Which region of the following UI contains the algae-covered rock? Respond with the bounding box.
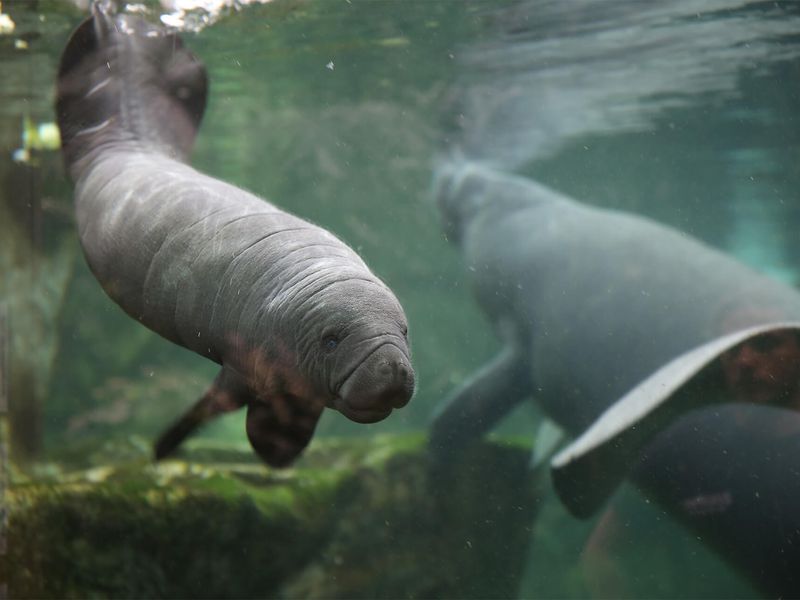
[0,434,538,599]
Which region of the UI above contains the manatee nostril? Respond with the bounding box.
[394,361,415,407]
[378,359,393,377]
[397,361,409,381]
[377,358,413,388]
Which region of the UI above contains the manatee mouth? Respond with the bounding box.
[333,402,394,424]
[333,341,415,424]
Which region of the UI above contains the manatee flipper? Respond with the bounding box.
[551,321,800,518]
[246,396,324,468]
[154,367,248,460]
[429,339,532,464]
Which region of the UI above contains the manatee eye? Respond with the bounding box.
[401,325,409,338]
[322,335,340,352]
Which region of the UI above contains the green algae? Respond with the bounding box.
[0,434,538,599]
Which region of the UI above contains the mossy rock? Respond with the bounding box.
[0,434,538,599]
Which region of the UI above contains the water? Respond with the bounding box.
[1,0,799,597]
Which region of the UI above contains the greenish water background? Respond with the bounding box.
[6,0,799,447]
[2,0,799,597]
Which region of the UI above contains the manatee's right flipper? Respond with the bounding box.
[246,396,325,468]
[551,321,800,519]
[429,342,532,466]
[154,367,247,460]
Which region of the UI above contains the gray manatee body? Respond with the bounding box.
[56,4,414,465]
[430,160,800,515]
[627,402,800,598]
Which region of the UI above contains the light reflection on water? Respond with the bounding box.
[451,0,800,169]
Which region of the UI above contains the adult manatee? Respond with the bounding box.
[429,159,800,516]
[55,3,414,466]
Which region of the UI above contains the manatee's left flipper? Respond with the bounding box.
[154,367,247,460]
[551,321,800,519]
[429,340,532,466]
[246,396,325,468]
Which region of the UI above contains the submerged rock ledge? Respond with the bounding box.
[0,434,537,599]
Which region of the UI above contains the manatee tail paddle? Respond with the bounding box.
[551,322,800,518]
[55,1,207,180]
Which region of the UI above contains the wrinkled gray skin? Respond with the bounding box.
[56,5,414,466]
[429,160,800,514]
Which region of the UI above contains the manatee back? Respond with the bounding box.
[56,3,207,179]
[452,166,800,432]
[525,205,800,431]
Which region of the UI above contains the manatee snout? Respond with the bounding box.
[336,343,415,423]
